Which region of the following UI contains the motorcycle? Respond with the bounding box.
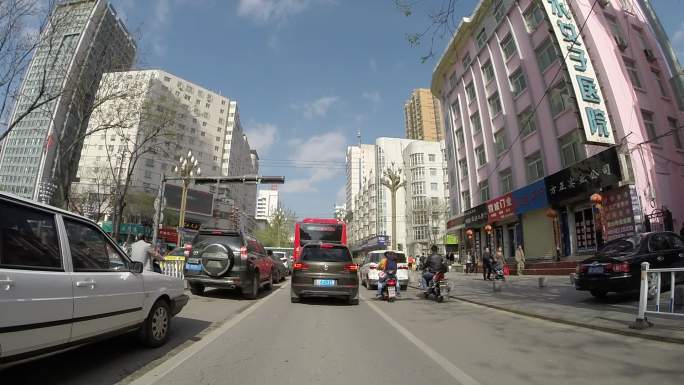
[423,271,450,302]
[381,276,398,302]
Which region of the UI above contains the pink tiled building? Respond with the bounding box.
[432,0,684,259]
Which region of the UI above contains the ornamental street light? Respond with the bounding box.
[174,150,201,246]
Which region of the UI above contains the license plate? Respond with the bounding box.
[588,266,604,274]
[187,258,200,264]
[314,279,336,287]
[388,286,396,297]
[185,263,202,271]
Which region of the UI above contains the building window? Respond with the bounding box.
[144,170,152,179]
[559,131,584,168]
[466,82,476,102]
[459,159,468,177]
[500,169,513,194]
[462,53,472,69]
[652,69,668,97]
[461,191,471,210]
[145,159,154,167]
[509,69,527,96]
[476,145,486,167]
[488,92,502,116]
[526,152,545,183]
[623,57,642,88]
[500,34,517,60]
[493,0,505,22]
[641,110,658,144]
[535,39,559,72]
[455,129,465,147]
[450,98,460,119]
[412,182,425,195]
[476,28,487,48]
[524,2,545,31]
[470,112,482,134]
[479,180,489,202]
[430,168,437,176]
[482,61,495,83]
[668,118,682,149]
[518,108,537,136]
[431,182,438,191]
[494,130,506,156]
[605,13,627,48]
[549,81,572,117]
[428,154,436,162]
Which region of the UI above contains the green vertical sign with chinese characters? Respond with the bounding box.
[541,0,615,145]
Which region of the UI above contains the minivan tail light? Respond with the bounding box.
[240,246,248,260]
[293,262,309,271]
[345,263,358,272]
[398,265,408,270]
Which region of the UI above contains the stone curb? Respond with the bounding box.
[408,284,684,345]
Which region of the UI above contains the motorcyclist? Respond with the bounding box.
[376,251,400,298]
[421,245,443,292]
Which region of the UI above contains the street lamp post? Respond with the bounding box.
[174,150,201,247]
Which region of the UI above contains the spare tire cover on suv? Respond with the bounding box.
[200,243,235,277]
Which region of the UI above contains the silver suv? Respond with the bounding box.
[0,193,188,365]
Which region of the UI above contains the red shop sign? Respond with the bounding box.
[159,227,179,243]
[487,193,515,223]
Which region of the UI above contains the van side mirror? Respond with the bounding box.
[131,261,144,274]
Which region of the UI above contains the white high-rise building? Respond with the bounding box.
[348,138,416,253]
[345,144,375,214]
[0,0,135,203]
[402,140,449,256]
[72,70,258,228]
[255,188,279,222]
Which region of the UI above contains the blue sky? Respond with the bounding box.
[111,0,684,219]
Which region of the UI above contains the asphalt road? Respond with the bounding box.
[4,279,684,385]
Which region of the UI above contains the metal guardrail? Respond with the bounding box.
[631,262,684,329]
[160,256,185,279]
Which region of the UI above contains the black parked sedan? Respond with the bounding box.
[575,231,684,298]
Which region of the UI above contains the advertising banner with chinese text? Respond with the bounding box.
[603,185,639,241]
[545,147,621,204]
[487,193,515,222]
[541,0,615,145]
[464,204,488,227]
[512,179,548,214]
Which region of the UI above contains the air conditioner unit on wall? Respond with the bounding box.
[615,35,628,51]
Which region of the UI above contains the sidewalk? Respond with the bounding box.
[410,271,684,344]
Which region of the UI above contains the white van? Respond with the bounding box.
[359,250,409,290]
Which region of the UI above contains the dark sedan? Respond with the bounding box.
[575,231,684,298]
[290,243,359,305]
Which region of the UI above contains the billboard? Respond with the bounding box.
[164,184,214,216]
[541,0,615,145]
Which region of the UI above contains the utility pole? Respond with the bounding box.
[381,163,405,250]
[152,173,166,247]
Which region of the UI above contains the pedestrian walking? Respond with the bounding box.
[465,252,473,275]
[482,247,493,281]
[515,245,526,276]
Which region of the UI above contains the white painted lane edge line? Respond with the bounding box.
[361,294,482,385]
[126,282,288,385]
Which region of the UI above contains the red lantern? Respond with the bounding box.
[484,224,493,233]
[590,193,602,204]
[545,208,558,219]
[466,229,474,239]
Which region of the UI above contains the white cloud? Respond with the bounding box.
[149,0,171,56]
[237,0,331,23]
[362,91,381,104]
[280,132,347,193]
[292,96,339,119]
[336,184,346,204]
[245,122,278,154]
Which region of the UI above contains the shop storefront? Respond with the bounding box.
[511,179,554,259]
[446,215,465,257]
[463,204,488,259]
[486,193,519,259]
[544,147,623,256]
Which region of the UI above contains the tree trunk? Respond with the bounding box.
[391,190,397,250]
